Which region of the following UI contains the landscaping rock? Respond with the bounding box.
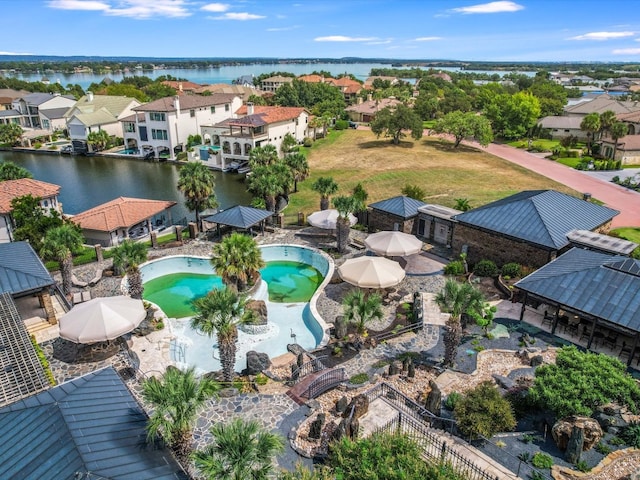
[529,354,544,367]
[565,425,584,464]
[552,416,603,451]
[287,343,305,356]
[335,396,348,414]
[245,351,271,375]
[425,379,442,415]
[334,316,348,339]
[344,394,369,420]
[492,374,515,390]
[388,363,400,376]
[309,413,326,440]
[246,300,268,324]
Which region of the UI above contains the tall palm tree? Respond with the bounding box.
[247,164,293,213]
[0,161,32,181]
[191,286,250,383]
[342,289,383,340]
[599,110,617,139]
[192,418,284,480]
[333,195,362,253]
[284,152,309,193]
[177,161,218,229]
[610,121,629,161]
[580,112,601,156]
[40,224,84,295]
[142,366,219,461]
[112,239,148,299]
[249,144,279,168]
[311,176,338,211]
[436,279,485,368]
[211,232,265,292]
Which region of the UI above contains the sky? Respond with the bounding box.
[3,0,640,62]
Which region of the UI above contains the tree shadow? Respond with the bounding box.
[426,139,481,155]
[358,139,415,150]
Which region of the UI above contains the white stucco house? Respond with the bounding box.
[198,104,310,171]
[64,92,141,154]
[11,93,76,130]
[121,93,242,160]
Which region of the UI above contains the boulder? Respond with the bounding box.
[245,351,271,375]
[245,300,268,325]
[388,363,400,376]
[425,379,442,415]
[309,413,326,440]
[492,374,515,390]
[530,355,544,367]
[335,396,348,414]
[344,394,369,420]
[334,316,348,339]
[565,425,584,464]
[288,343,305,356]
[552,416,603,451]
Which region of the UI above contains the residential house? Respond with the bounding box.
[11,92,75,129]
[451,190,619,268]
[260,75,294,93]
[123,93,242,160]
[326,77,363,104]
[563,94,640,118]
[537,115,587,140]
[161,79,202,95]
[199,103,309,171]
[70,196,176,247]
[0,178,62,243]
[298,74,326,84]
[234,74,255,87]
[65,92,141,154]
[195,83,263,102]
[367,195,427,234]
[598,110,640,164]
[0,89,28,111]
[363,75,399,90]
[345,97,402,123]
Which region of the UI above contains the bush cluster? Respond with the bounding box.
[334,120,349,130]
[443,260,465,276]
[501,262,522,278]
[454,381,516,439]
[576,159,621,171]
[473,259,498,277]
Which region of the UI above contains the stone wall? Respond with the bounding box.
[452,223,555,268]
[368,210,416,234]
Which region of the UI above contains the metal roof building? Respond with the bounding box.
[367,196,427,235]
[0,242,55,296]
[204,205,273,236]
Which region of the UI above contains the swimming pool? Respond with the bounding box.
[115,148,140,155]
[139,244,334,374]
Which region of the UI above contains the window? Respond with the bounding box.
[225,104,230,112]
[149,112,166,121]
[124,122,136,133]
[152,129,168,140]
[42,119,50,129]
[210,106,215,114]
[190,109,195,118]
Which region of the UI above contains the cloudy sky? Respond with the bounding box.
[3,0,640,61]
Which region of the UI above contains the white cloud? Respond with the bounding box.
[612,48,640,55]
[211,12,265,20]
[266,25,299,32]
[366,39,393,45]
[452,1,523,14]
[47,0,109,11]
[569,31,635,41]
[0,51,34,55]
[314,35,377,42]
[201,3,229,12]
[414,36,442,41]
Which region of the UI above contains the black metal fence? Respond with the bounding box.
[290,355,328,384]
[302,368,346,399]
[373,321,423,342]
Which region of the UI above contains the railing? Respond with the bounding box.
[51,284,72,312]
[373,321,423,342]
[302,368,346,399]
[290,355,328,384]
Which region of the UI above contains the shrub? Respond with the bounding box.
[303,137,313,147]
[473,259,498,277]
[255,373,268,386]
[595,442,612,455]
[621,422,640,448]
[349,373,369,384]
[454,381,516,439]
[34,142,42,149]
[501,262,522,278]
[609,436,625,446]
[444,392,461,411]
[31,336,55,386]
[531,452,553,469]
[334,120,349,130]
[575,460,591,472]
[444,260,465,276]
[176,151,188,161]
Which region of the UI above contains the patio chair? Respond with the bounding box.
[541,310,554,329]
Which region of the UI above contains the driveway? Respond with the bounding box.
[582,168,640,183]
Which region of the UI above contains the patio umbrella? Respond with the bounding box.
[365,231,423,257]
[58,296,146,344]
[338,256,406,289]
[307,209,357,230]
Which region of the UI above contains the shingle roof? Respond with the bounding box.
[0,178,60,214]
[515,248,640,331]
[134,93,238,112]
[66,94,139,120]
[345,98,402,115]
[453,190,619,250]
[38,106,71,120]
[368,195,426,219]
[71,197,176,232]
[600,134,640,151]
[538,115,583,129]
[564,95,640,115]
[0,366,188,480]
[204,205,272,229]
[0,242,54,295]
[20,92,63,106]
[0,109,21,118]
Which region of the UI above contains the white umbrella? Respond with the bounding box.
[59,296,146,344]
[307,209,357,230]
[365,231,423,257]
[338,256,406,289]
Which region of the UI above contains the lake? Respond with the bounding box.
[0,150,252,222]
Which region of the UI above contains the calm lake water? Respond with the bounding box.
[0,150,252,222]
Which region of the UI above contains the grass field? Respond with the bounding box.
[283,129,576,224]
[611,227,640,243]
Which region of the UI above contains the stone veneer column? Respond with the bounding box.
[39,291,57,324]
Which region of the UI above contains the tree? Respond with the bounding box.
[142,366,219,460]
[342,289,383,339]
[278,463,334,480]
[192,418,284,480]
[177,161,217,228]
[401,184,426,202]
[352,183,368,204]
[280,132,298,155]
[247,94,267,106]
[528,79,568,117]
[311,176,338,211]
[0,123,23,145]
[483,92,541,139]
[610,121,629,160]
[10,194,64,251]
[0,161,32,180]
[433,111,494,148]
[112,239,148,299]
[454,381,516,439]
[211,232,264,292]
[580,113,601,155]
[599,110,617,138]
[283,152,309,193]
[191,286,250,383]
[435,279,485,368]
[87,129,110,151]
[249,144,279,168]
[454,198,471,211]
[332,195,362,253]
[370,103,423,145]
[247,163,293,213]
[40,224,84,295]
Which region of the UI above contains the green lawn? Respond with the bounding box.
[507,138,561,151]
[611,227,640,243]
[555,157,582,168]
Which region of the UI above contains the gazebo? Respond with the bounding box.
[203,205,273,237]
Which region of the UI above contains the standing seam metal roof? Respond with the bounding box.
[368,196,427,219]
[0,242,54,295]
[204,205,272,229]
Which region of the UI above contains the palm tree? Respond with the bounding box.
[435,279,485,368]
[610,121,629,161]
[333,195,361,253]
[247,164,292,213]
[211,232,265,292]
[311,176,338,211]
[580,112,601,156]
[249,144,279,168]
[352,183,368,204]
[0,161,32,180]
[40,224,84,295]
[284,152,309,193]
[112,239,148,299]
[599,110,617,139]
[192,418,284,480]
[191,286,250,383]
[87,129,110,152]
[342,289,383,340]
[454,198,471,212]
[177,161,218,229]
[142,366,219,461]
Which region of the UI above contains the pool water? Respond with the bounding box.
[116,148,140,155]
[143,272,224,318]
[261,261,323,303]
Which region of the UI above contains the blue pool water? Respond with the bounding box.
[115,148,140,155]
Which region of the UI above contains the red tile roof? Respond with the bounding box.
[327,77,361,88]
[0,179,60,214]
[298,74,327,83]
[161,80,202,92]
[234,105,306,124]
[71,197,176,232]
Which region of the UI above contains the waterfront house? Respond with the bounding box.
[70,196,176,247]
[199,103,309,171]
[0,178,62,243]
[194,83,263,102]
[11,92,75,130]
[64,92,141,154]
[160,79,202,95]
[345,96,402,123]
[326,77,363,104]
[537,115,587,141]
[124,93,242,160]
[260,75,294,93]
